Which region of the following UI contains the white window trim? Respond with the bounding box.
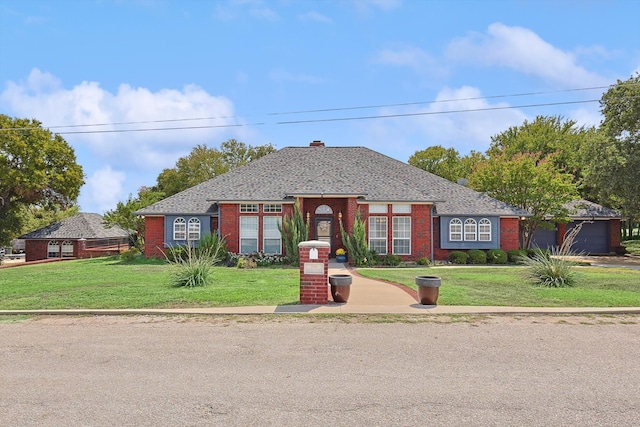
[479,218,492,241]
[263,216,282,254]
[368,216,388,255]
[368,204,388,214]
[61,241,74,258]
[240,216,259,253]
[188,218,201,241]
[263,204,282,213]
[392,204,411,214]
[464,218,477,241]
[240,204,259,213]
[449,218,462,241]
[173,217,187,240]
[47,241,60,258]
[392,216,411,255]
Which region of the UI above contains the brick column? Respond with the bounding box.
[298,240,330,304]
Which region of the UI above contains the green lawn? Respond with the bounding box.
[0,257,300,309]
[357,266,640,307]
[1,257,639,309]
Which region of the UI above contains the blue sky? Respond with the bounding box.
[1,0,639,214]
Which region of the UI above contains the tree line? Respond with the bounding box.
[1,73,638,248]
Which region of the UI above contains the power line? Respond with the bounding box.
[0,98,602,135]
[3,83,638,134]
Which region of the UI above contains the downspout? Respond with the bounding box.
[430,205,435,263]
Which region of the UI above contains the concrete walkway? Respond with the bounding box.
[2,260,640,317]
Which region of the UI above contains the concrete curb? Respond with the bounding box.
[2,306,640,316]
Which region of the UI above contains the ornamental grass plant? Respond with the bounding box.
[519,223,584,288]
[164,234,228,288]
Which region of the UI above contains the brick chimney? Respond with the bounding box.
[310,140,325,147]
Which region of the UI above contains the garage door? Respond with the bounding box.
[532,227,557,250]
[567,221,610,254]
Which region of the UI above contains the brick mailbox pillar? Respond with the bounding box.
[298,240,330,304]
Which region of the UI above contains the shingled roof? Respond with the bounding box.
[20,213,130,240]
[136,145,528,217]
[565,199,622,219]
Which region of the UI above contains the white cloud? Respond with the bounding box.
[373,46,445,77]
[0,68,237,171]
[82,166,126,214]
[446,23,610,88]
[353,0,402,13]
[362,86,528,158]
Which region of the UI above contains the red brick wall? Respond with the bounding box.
[500,217,520,252]
[610,219,621,249]
[144,216,165,258]
[220,204,240,253]
[25,240,48,262]
[411,205,432,261]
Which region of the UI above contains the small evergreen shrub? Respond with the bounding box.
[449,251,468,264]
[416,257,430,266]
[486,249,507,264]
[507,249,527,263]
[120,247,141,262]
[468,249,487,264]
[364,250,380,266]
[382,254,402,266]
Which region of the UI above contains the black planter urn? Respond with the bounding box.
[415,275,441,305]
[329,274,352,303]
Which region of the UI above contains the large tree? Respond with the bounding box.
[408,145,485,183]
[155,140,276,197]
[488,115,587,183]
[583,73,640,237]
[0,115,84,245]
[469,152,578,249]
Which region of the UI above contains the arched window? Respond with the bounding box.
[449,218,462,241]
[464,218,477,241]
[173,217,186,240]
[188,218,201,241]
[315,204,333,215]
[47,241,60,258]
[61,241,74,257]
[479,218,492,241]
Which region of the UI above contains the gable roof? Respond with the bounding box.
[565,199,622,219]
[20,213,130,240]
[136,145,529,217]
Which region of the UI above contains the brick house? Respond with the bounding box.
[136,141,530,261]
[20,213,130,262]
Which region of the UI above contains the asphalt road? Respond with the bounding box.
[1,314,639,427]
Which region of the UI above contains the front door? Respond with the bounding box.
[315,218,333,253]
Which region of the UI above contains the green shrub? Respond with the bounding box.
[468,249,487,264]
[120,247,141,262]
[507,249,527,263]
[382,254,402,266]
[449,251,468,264]
[416,257,431,266]
[487,249,507,264]
[364,250,380,266]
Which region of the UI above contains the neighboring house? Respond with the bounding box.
[137,141,529,261]
[531,199,622,254]
[19,213,130,262]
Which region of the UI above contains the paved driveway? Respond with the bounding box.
[1,315,639,426]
